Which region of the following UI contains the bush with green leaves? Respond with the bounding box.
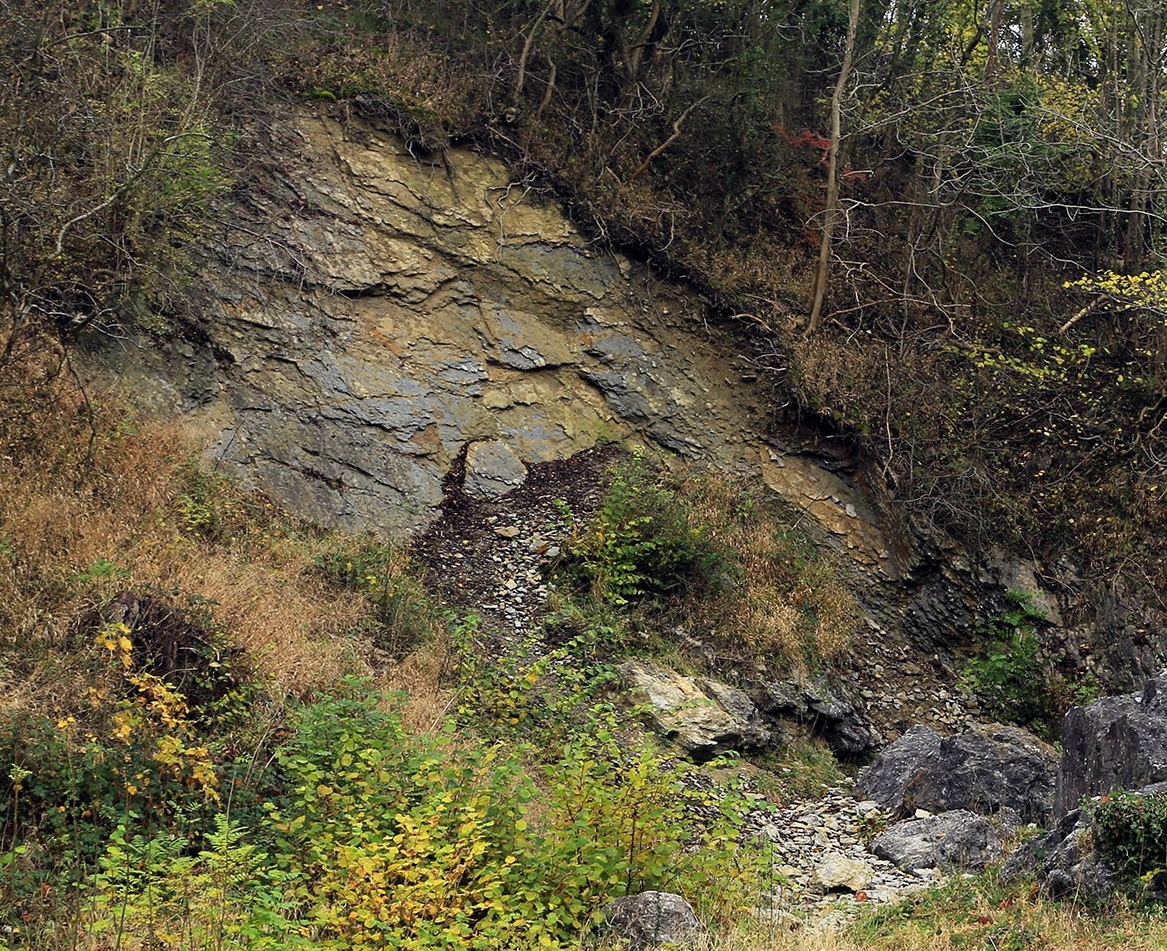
[451,614,620,752]
[553,453,723,607]
[0,669,224,940]
[84,815,306,950]
[263,682,760,949]
[961,589,1062,739]
[1093,790,1167,899]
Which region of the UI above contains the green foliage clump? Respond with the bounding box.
[264,684,759,949]
[961,590,1052,730]
[554,454,723,607]
[85,815,307,950]
[961,589,1100,742]
[0,643,224,934]
[174,464,262,543]
[1094,790,1167,899]
[451,614,620,752]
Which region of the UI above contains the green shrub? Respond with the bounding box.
[0,668,224,938]
[263,683,759,949]
[961,589,1061,739]
[1094,790,1167,898]
[451,615,621,752]
[553,453,723,607]
[85,815,306,950]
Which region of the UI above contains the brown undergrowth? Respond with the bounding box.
[673,468,859,676]
[0,359,383,721]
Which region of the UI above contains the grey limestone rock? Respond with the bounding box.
[601,891,701,950]
[1056,672,1167,817]
[463,440,527,500]
[749,674,878,758]
[619,660,770,761]
[856,723,1057,824]
[872,809,1003,871]
[1002,807,1115,900]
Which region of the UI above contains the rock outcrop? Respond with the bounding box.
[101,106,901,580]
[855,723,1057,824]
[872,810,1003,872]
[618,661,770,760]
[748,675,878,758]
[1002,806,1115,900]
[1056,672,1167,816]
[601,891,701,950]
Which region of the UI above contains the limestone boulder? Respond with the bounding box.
[855,723,1057,824]
[601,891,701,950]
[872,810,1003,871]
[463,439,527,499]
[1056,672,1167,817]
[619,660,770,761]
[1002,806,1115,900]
[813,853,873,892]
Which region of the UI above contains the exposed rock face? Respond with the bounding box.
[1056,672,1167,817]
[748,675,878,758]
[855,723,1057,824]
[618,660,770,760]
[852,725,941,814]
[872,810,1003,872]
[462,439,527,500]
[82,104,1167,715]
[601,891,701,950]
[97,107,892,566]
[1002,807,1115,900]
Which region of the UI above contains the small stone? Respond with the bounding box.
[814,854,874,892]
[494,526,520,539]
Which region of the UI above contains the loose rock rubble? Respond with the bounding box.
[839,632,984,740]
[412,445,619,639]
[744,788,939,922]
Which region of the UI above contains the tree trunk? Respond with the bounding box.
[807,0,860,335]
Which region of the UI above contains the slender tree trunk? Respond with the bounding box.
[807,0,860,335]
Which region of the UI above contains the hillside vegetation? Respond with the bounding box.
[8,0,1167,577]
[7,0,1167,948]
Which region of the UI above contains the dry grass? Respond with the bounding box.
[0,368,388,719]
[677,470,859,675]
[677,880,1167,951]
[377,639,457,734]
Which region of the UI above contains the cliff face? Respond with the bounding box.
[95,105,1167,695]
[110,107,896,568]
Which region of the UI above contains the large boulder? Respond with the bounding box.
[601,891,701,950]
[855,723,1057,824]
[1056,672,1167,817]
[619,661,770,760]
[872,810,1003,871]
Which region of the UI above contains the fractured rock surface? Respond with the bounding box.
[1056,672,1167,816]
[855,723,1057,824]
[872,810,1003,871]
